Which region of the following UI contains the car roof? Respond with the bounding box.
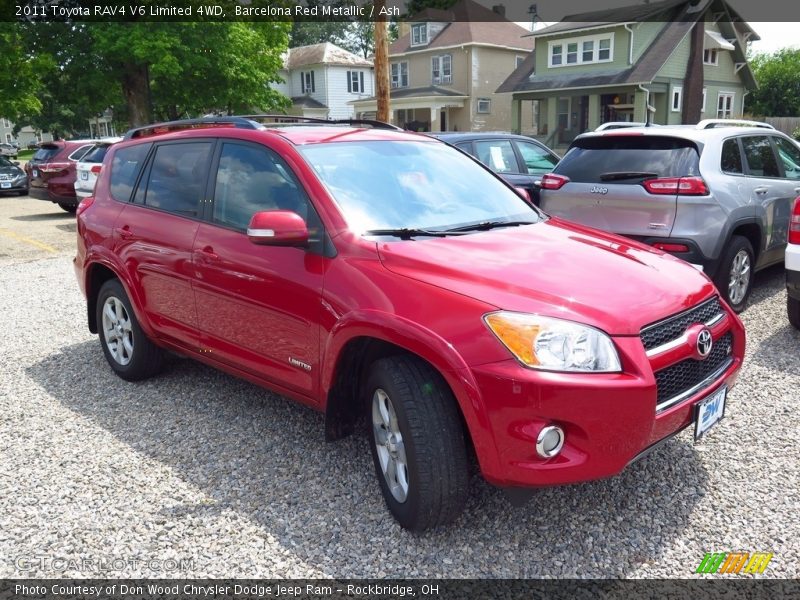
[431,132,537,142]
[574,124,790,145]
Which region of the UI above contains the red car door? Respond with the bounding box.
[191,141,326,398]
[113,140,214,349]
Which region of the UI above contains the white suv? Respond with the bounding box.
[74,138,121,199]
[788,197,800,328]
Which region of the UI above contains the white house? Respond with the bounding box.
[0,119,53,146]
[274,43,375,120]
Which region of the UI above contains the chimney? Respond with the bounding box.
[492,4,505,17]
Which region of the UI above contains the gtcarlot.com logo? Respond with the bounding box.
[696,551,773,574]
[15,556,196,573]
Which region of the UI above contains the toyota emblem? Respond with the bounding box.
[696,329,713,358]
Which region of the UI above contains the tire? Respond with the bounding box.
[789,296,800,330]
[96,279,163,381]
[364,355,469,531]
[58,202,76,213]
[18,190,27,196]
[713,235,754,313]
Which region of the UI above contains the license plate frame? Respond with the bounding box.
[1,182,10,189]
[80,171,88,180]
[694,385,727,440]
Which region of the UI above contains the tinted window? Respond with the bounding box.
[720,138,743,174]
[81,144,112,164]
[110,143,151,202]
[143,142,212,217]
[68,145,94,161]
[555,136,700,184]
[516,141,559,175]
[454,142,473,154]
[213,142,309,230]
[773,136,800,180]
[32,145,61,162]
[474,140,519,174]
[741,136,779,178]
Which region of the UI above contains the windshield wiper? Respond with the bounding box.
[599,171,659,181]
[363,228,461,239]
[442,220,537,233]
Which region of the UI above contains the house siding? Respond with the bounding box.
[655,31,691,80]
[326,65,375,119]
[701,22,742,84]
[632,21,667,63]
[469,47,526,131]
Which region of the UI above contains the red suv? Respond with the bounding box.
[27,140,95,212]
[74,116,745,530]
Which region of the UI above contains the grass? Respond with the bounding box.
[16,150,34,161]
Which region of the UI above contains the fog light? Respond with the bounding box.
[536,425,564,458]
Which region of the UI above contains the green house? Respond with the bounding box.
[497,0,759,151]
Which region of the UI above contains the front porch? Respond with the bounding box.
[351,86,469,132]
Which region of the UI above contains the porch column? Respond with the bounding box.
[634,89,648,123]
[546,97,557,140]
[588,94,600,131]
[430,107,439,132]
[511,97,522,134]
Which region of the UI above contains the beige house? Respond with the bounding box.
[351,0,534,132]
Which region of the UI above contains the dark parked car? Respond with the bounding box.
[0,156,28,195]
[431,132,559,204]
[26,140,95,212]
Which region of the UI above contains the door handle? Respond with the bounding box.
[195,246,220,262]
[115,226,134,239]
[753,186,769,195]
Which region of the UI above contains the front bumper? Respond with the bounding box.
[466,313,744,488]
[0,180,28,193]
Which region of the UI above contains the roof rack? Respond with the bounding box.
[696,119,775,130]
[123,114,401,140]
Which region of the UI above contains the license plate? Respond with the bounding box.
[80,171,88,180]
[1,182,10,189]
[32,169,38,178]
[695,385,726,440]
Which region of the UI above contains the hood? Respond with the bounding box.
[377,217,716,336]
[0,164,24,177]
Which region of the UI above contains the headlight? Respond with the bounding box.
[484,311,621,373]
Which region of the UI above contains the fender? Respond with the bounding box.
[717,214,763,260]
[321,308,503,478]
[83,246,158,340]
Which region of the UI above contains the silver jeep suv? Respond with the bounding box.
[539,120,800,312]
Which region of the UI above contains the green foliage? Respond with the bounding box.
[0,23,48,119]
[404,0,458,18]
[748,48,800,117]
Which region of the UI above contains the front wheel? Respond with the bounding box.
[96,279,163,381]
[365,355,469,531]
[714,236,754,313]
[58,202,76,213]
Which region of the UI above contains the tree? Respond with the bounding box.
[747,48,800,117]
[0,23,48,119]
[404,0,458,17]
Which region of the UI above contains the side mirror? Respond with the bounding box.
[247,210,309,247]
[514,187,532,203]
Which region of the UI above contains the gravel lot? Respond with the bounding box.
[0,194,798,578]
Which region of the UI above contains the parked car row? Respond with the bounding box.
[74,115,746,531]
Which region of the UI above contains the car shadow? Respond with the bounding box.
[11,211,74,221]
[26,341,710,578]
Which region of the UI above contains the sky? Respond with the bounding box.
[748,23,800,55]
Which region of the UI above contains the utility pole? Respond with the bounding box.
[374,0,390,123]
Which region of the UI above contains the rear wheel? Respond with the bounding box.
[789,296,800,330]
[58,202,76,213]
[714,235,754,313]
[96,279,163,381]
[364,355,469,531]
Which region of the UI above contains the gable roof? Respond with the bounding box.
[390,0,535,54]
[285,43,371,70]
[497,0,757,94]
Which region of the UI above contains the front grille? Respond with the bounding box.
[641,297,723,351]
[0,174,10,181]
[655,332,733,409]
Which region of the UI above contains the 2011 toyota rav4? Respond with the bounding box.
[74,116,745,531]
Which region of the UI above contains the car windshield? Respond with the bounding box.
[300,140,540,232]
[32,145,61,162]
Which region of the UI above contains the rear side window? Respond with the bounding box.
[474,140,519,174]
[773,136,800,180]
[516,141,559,175]
[555,136,700,184]
[68,145,94,161]
[720,138,743,174]
[741,136,779,178]
[81,145,112,164]
[32,145,61,162]
[110,143,151,202]
[142,142,213,217]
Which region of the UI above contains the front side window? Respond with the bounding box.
[300,141,540,233]
[774,136,800,180]
[142,142,213,217]
[391,62,408,88]
[110,143,152,202]
[741,136,780,178]
[212,142,309,231]
[720,138,743,174]
[516,141,559,175]
[474,140,519,174]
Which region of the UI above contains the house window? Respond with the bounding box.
[702,88,707,113]
[2,119,9,128]
[431,55,452,85]
[477,98,491,114]
[549,34,614,67]
[516,55,525,68]
[671,86,683,112]
[411,24,428,46]
[391,62,408,88]
[301,71,315,94]
[5,133,11,143]
[347,71,365,93]
[703,48,719,65]
[717,92,735,118]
